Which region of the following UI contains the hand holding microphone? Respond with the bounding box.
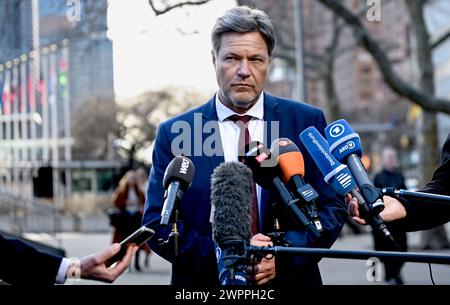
[299,126,398,248]
[348,195,407,224]
[247,233,275,285]
[325,119,384,214]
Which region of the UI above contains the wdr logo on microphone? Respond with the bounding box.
[328,123,345,138]
[179,158,190,174]
[336,171,352,189]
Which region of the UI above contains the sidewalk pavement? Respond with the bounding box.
[24,228,450,285]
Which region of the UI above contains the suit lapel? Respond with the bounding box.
[260,93,280,231]
[202,96,225,171]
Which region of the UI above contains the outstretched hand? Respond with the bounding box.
[79,243,138,283]
[347,194,407,224]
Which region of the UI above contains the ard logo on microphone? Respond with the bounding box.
[179,158,190,174]
[329,123,345,138]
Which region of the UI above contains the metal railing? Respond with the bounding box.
[0,189,63,237]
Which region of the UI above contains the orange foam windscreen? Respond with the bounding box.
[277,151,305,183]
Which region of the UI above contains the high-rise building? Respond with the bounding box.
[0,0,115,198]
[0,0,33,62]
[38,0,114,110]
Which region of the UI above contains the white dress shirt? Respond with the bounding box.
[215,93,265,228]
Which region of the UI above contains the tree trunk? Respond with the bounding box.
[322,14,343,122]
[404,0,449,250]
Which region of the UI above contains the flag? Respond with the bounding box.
[11,65,18,114]
[28,75,36,111]
[37,65,46,107]
[20,62,27,113]
[2,68,11,115]
[48,52,57,106]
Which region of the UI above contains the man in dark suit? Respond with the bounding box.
[349,132,450,231]
[143,6,347,287]
[372,148,408,285]
[0,234,137,285]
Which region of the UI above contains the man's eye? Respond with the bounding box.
[251,58,263,63]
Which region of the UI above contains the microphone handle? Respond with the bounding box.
[160,181,182,225]
[349,189,371,216]
[381,188,450,205]
[349,189,399,250]
[290,176,323,232]
[347,154,384,213]
[272,177,321,238]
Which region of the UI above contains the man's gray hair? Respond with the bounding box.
[211,6,276,56]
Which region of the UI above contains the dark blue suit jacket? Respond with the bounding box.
[0,234,62,285]
[143,93,347,286]
[394,132,450,232]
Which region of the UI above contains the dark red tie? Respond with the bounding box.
[229,115,259,235]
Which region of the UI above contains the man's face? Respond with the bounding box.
[212,31,271,114]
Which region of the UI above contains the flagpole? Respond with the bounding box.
[20,55,28,152]
[4,62,12,191]
[62,39,72,200]
[29,53,38,165]
[12,59,21,193]
[31,0,40,166]
[20,55,30,196]
[49,45,59,201]
[42,49,49,164]
[62,40,71,162]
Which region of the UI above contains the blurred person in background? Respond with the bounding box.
[135,166,152,268]
[372,147,408,285]
[111,170,146,271]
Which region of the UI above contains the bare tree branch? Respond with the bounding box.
[431,28,450,49]
[322,13,343,121]
[148,0,211,16]
[315,0,450,114]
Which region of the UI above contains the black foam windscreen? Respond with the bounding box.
[211,162,253,245]
[239,141,279,189]
[162,156,195,190]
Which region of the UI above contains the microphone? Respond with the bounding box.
[240,141,321,239]
[299,127,398,247]
[211,161,253,285]
[270,138,323,234]
[325,119,384,214]
[160,156,195,226]
[381,187,450,205]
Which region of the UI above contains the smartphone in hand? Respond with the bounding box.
[105,226,155,267]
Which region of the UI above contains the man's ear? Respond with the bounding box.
[211,49,216,66]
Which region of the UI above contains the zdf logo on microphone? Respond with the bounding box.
[329,124,345,138]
